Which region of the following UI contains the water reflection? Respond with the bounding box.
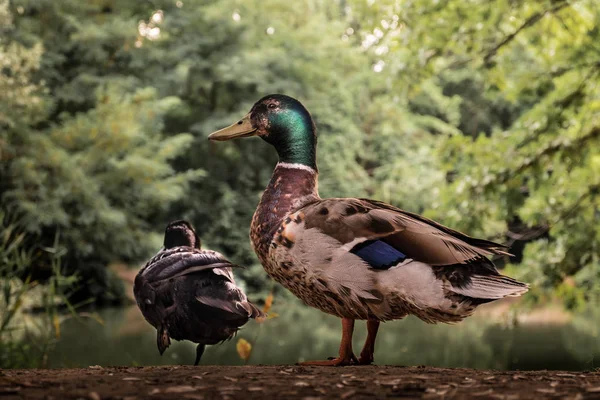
[30,298,600,370]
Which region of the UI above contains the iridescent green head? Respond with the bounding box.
[208,94,317,170]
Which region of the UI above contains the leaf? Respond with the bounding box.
[263,292,273,314]
[53,314,60,339]
[236,338,252,362]
[79,312,105,326]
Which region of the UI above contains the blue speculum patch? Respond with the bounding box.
[350,239,407,269]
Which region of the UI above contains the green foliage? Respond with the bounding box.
[2,0,600,307]
[351,0,600,304]
[0,209,79,368]
[0,0,47,131]
[7,86,201,263]
[1,0,202,302]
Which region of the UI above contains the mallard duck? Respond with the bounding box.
[134,220,264,365]
[208,94,529,366]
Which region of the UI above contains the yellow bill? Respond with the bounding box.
[208,113,257,141]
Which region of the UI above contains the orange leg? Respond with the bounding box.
[299,318,357,366]
[358,320,380,365]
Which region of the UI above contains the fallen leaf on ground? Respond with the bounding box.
[376,379,402,387]
[165,386,196,393]
[236,338,252,361]
[472,389,493,397]
[183,395,204,400]
[219,385,241,391]
[88,391,101,400]
[536,388,555,394]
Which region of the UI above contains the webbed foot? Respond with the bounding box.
[357,352,374,365]
[299,352,358,366]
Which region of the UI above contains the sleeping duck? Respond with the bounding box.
[134,220,263,365]
[208,94,529,366]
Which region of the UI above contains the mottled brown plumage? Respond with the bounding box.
[250,165,318,264]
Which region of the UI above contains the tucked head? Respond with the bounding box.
[164,220,200,249]
[208,94,317,169]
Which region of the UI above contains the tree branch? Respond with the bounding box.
[477,126,600,190]
[483,1,571,64]
[504,182,598,246]
[512,127,599,180]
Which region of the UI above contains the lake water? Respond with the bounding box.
[16,297,600,370]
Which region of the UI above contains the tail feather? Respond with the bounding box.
[240,300,266,319]
[451,274,529,300]
[195,296,266,320]
[156,325,171,355]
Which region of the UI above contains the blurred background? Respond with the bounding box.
[1,0,600,369]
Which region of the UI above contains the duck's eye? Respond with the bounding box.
[268,103,276,109]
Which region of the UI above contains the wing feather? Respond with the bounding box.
[301,198,510,269]
[140,247,242,283]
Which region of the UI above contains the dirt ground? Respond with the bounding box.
[2,365,600,399]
